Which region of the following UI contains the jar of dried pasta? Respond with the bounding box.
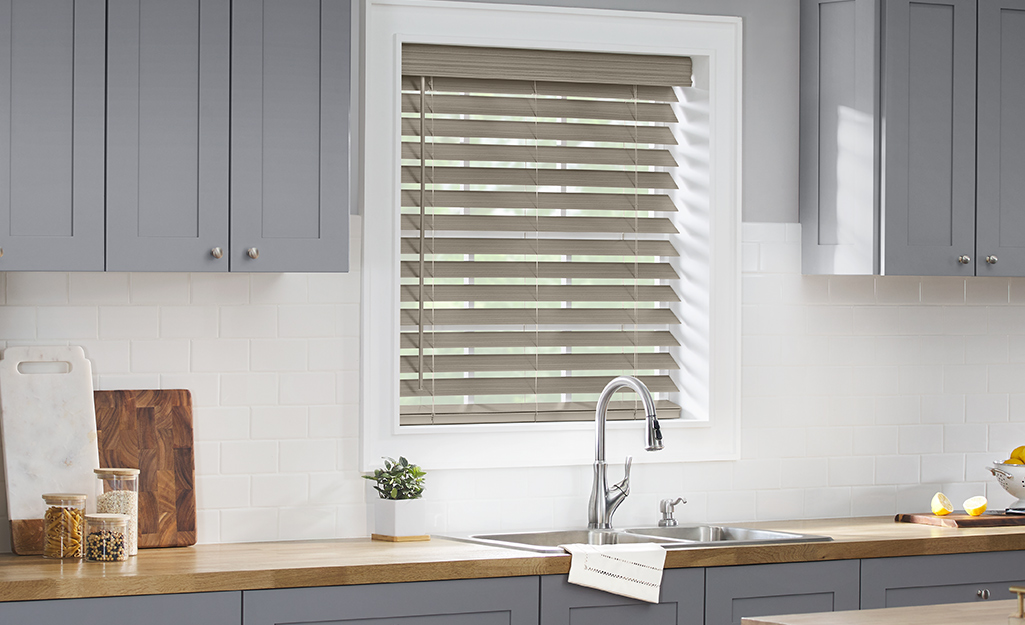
[41,493,86,559]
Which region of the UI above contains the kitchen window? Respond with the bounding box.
[363,0,741,469]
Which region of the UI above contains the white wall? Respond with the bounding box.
[0,220,1021,550]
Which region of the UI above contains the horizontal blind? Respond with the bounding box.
[401,44,690,426]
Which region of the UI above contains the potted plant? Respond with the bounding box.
[364,456,428,541]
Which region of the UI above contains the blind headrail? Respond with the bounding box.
[402,44,693,87]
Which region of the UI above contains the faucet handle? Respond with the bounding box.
[623,455,633,481]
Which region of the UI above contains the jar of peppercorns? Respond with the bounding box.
[41,493,86,559]
[84,513,129,562]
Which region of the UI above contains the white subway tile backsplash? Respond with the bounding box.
[4,221,1025,549]
[100,306,160,339]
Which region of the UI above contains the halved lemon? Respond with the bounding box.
[1005,458,1025,465]
[1013,446,1025,462]
[963,496,988,517]
[931,492,953,516]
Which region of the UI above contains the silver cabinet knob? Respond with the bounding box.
[977,589,991,600]
[211,247,223,259]
[247,247,259,259]
[958,255,971,265]
[986,255,998,265]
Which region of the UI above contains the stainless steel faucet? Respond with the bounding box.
[587,376,664,530]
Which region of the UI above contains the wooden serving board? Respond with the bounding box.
[895,511,1025,528]
[94,389,196,548]
[0,346,100,555]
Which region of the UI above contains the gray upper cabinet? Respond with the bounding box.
[0,0,105,271]
[106,0,231,272]
[801,0,1019,276]
[231,0,350,273]
[975,0,1025,275]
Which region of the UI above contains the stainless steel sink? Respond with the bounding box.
[460,529,682,554]
[456,525,831,553]
[623,525,833,547]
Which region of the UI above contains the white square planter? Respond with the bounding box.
[372,498,428,541]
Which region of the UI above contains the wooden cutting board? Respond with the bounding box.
[94,389,196,548]
[0,346,100,555]
[895,512,1025,527]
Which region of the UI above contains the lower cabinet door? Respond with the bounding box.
[861,552,1025,609]
[539,568,704,625]
[705,560,860,625]
[242,576,539,625]
[0,591,240,624]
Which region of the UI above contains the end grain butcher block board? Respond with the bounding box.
[0,346,101,555]
[94,389,196,548]
[895,512,1025,528]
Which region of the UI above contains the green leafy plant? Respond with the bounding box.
[363,456,426,500]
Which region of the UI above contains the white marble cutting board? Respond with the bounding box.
[0,346,100,521]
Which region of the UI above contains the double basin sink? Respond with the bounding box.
[459,525,832,554]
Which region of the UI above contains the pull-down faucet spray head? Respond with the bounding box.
[645,413,663,452]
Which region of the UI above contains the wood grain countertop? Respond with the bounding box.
[742,599,1018,624]
[4,516,1025,603]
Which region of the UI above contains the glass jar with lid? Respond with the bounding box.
[94,468,140,556]
[41,493,86,559]
[84,513,129,562]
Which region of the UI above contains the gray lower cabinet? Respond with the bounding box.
[539,569,704,625]
[106,0,231,272]
[0,0,105,271]
[0,591,241,624]
[230,0,350,273]
[704,560,860,625]
[861,551,1025,609]
[242,577,539,625]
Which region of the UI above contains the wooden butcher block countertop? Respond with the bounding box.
[4,516,1025,603]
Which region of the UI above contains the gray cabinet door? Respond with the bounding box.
[861,552,1025,608]
[705,560,860,625]
[799,0,880,275]
[539,569,703,625]
[975,0,1025,276]
[0,591,241,624]
[0,0,105,271]
[881,0,977,276]
[231,0,350,273]
[106,0,230,272]
[242,577,539,625]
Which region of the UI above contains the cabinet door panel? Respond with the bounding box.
[106,0,230,272]
[0,591,241,624]
[799,0,879,275]
[882,0,976,275]
[976,0,1025,275]
[0,0,104,270]
[539,569,703,625]
[243,577,538,625]
[231,0,350,273]
[861,552,1025,609]
[705,560,860,625]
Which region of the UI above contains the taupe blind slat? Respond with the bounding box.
[400,44,689,426]
[402,44,693,87]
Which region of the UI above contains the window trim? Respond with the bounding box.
[361,0,742,471]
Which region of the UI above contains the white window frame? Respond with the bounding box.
[361,0,742,471]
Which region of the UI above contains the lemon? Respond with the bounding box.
[931,492,953,516]
[1005,458,1025,465]
[1013,446,1025,462]
[963,496,988,517]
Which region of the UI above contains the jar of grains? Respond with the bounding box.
[41,493,86,559]
[83,514,129,562]
[94,468,140,556]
